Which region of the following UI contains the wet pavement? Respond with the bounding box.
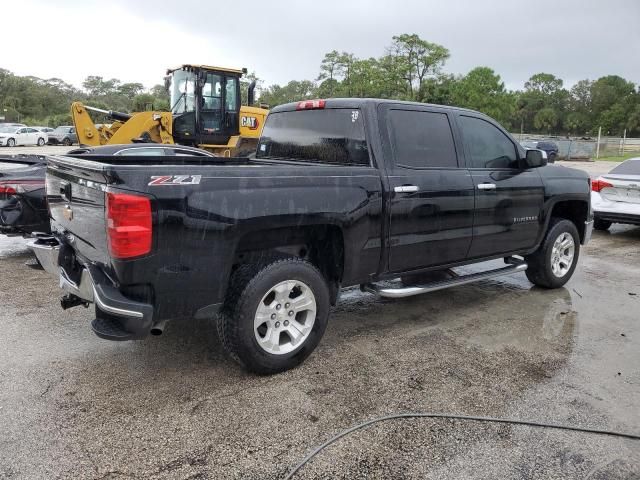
[0,227,639,479]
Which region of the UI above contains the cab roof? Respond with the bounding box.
[167,64,247,75]
[269,98,482,115]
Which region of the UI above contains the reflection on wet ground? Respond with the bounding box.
[0,227,638,479]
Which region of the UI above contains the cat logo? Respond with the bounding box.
[241,116,259,130]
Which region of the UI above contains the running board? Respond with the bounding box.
[362,258,528,299]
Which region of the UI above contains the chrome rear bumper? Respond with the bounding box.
[28,237,153,339]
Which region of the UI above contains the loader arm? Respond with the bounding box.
[71,102,174,146]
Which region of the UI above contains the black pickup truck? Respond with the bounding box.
[31,99,593,374]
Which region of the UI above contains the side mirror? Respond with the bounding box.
[524,149,547,168]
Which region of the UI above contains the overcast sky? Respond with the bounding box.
[4,0,639,92]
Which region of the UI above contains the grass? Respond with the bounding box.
[595,152,639,162]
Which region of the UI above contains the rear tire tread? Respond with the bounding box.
[216,257,329,374]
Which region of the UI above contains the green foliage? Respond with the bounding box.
[449,67,514,126]
[533,107,558,132]
[1,33,639,136]
[0,68,176,126]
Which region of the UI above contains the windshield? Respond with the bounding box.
[0,127,18,134]
[256,109,370,166]
[170,69,197,114]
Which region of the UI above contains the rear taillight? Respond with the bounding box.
[106,192,152,259]
[296,99,326,110]
[0,179,45,199]
[591,179,613,193]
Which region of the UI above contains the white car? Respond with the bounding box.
[591,157,640,230]
[33,126,54,134]
[0,126,48,147]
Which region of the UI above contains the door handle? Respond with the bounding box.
[477,183,496,190]
[394,185,419,193]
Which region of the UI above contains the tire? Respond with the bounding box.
[217,258,330,374]
[37,137,45,146]
[593,218,611,231]
[62,137,72,146]
[6,138,15,147]
[525,218,580,289]
[548,153,556,163]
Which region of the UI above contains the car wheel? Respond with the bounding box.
[217,258,330,374]
[62,137,72,146]
[6,138,15,147]
[525,218,580,289]
[548,153,557,163]
[593,218,612,231]
[37,137,45,146]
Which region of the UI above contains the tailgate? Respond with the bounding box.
[46,156,110,264]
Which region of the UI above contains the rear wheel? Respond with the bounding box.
[548,153,557,163]
[6,138,15,147]
[37,137,45,146]
[525,218,580,289]
[217,258,330,374]
[594,218,611,231]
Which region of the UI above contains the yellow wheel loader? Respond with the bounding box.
[71,65,268,157]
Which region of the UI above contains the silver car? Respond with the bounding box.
[591,157,640,230]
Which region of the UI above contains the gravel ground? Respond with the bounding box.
[0,222,638,479]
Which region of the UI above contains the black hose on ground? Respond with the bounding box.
[283,412,640,479]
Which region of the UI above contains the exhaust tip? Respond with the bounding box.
[149,320,168,336]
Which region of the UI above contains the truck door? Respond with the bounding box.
[456,114,544,258]
[382,105,475,273]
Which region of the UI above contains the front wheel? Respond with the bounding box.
[548,153,557,163]
[217,258,330,374]
[525,218,580,289]
[37,137,45,146]
[62,137,72,146]
[6,138,15,147]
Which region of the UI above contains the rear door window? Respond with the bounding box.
[458,115,518,169]
[256,109,369,166]
[388,109,458,168]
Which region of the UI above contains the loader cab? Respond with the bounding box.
[168,65,243,147]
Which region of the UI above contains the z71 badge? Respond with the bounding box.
[148,175,202,186]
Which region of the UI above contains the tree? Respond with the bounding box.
[420,74,459,106]
[132,93,155,111]
[389,34,449,100]
[118,82,144,98]
[82,76,121,96]
[317,50,343,96]
[534,107,558,133]
[259,80,317,107]
[590,75,637,135]
[450,67,513,125]
[517,73,567,133]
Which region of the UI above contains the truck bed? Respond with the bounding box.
[44,153,384,325]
